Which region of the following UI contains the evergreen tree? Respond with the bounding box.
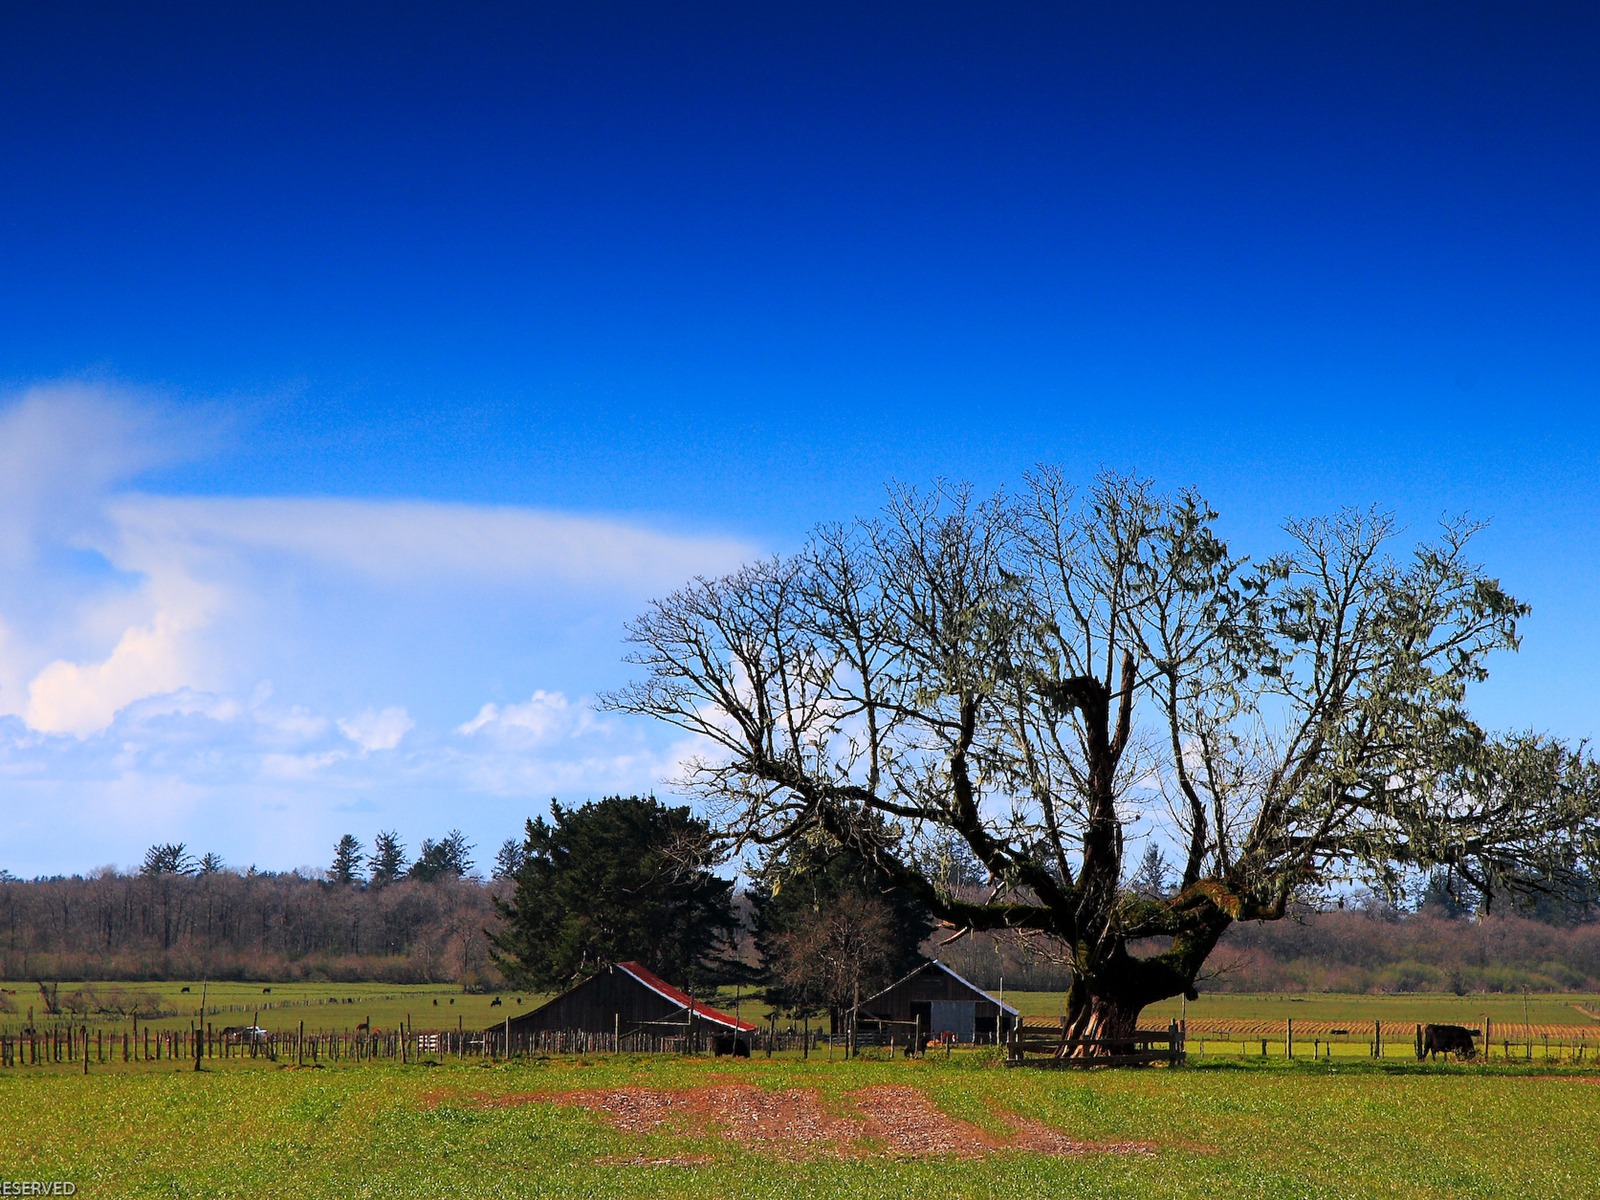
[330,835,365,886]
[1128,843,1171,900]
[368,831,407,886]
[408,830,474,882]
[492,838,526,880]
[140,843,197,876]
[489,795,736,990]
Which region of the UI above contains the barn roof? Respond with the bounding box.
[862,958,1020,1015]
[615,961,758,1032]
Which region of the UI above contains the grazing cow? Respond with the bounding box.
[180,986,191,993]
[712,1036,751,1058]
[489,996,502,1007]
[1418,1023,1477,1060]
[262,987,272,994]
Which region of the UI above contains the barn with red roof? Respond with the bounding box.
[494,961,756,1050]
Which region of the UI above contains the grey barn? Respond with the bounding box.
[854,959,1019,1044]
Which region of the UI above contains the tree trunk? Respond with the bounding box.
[1059,984,1144,1059]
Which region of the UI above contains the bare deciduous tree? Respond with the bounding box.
[606,469,1600,1053]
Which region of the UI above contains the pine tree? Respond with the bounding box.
[368,831,407,886]
[489,796,736,989]
[330,835,365,886]
[408,830,474,882]
[492,838,526,880]
[1128,843,1170,900]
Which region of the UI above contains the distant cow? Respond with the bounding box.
[712,1036,751,1058]
[489,997,502,1007]
[1418,1023,1477,1060]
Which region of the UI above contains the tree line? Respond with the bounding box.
[0,830,503,984]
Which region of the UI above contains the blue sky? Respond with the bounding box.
[1,2,1597,876]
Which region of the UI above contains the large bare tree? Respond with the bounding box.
[605,470,1599,1052]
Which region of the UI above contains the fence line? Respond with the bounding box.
[0,1020,830,1068]
[1,1017,1591,1070]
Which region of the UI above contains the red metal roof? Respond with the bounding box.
[616,961,757,1032]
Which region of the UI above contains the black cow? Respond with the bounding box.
[1418,1023,1477,1060]
[712,1036,751,1057]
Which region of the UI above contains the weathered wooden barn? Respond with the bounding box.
[495,961,756,1048]
[853,959,1019,1044]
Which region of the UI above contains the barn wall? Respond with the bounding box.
[861,970,1004,1021]
[503,968,684,1035]
[856,965,1014,1043]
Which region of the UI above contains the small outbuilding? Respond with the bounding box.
[853,959,1019,1044]
[494,961,756,1050]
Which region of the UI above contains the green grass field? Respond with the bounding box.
[991,989,1598,1029]
[1,980,547,1038]
[3,1050,1599,1198]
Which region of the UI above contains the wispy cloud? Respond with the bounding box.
[108,495,752,590]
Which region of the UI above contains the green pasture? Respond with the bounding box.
[6,980,1596,1043]
[0,980,550,1037]
[1132,990,1600,1029]
[3,1049,1599,1198]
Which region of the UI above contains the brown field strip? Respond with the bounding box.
[437,1083,1162,1160]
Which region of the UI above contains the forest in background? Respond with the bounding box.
[0,866,503,986]
[3,861,1597,995]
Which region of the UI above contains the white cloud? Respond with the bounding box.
[24,587,223,737]
[457,689,584,741]
[339,706,415,752]
[107,494,753,591]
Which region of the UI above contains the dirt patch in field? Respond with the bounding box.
[558,1084,859,1148]
[492,1083,1159,1161]
[1008,1115,1160,1156]
[855,1085,1000,1157]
